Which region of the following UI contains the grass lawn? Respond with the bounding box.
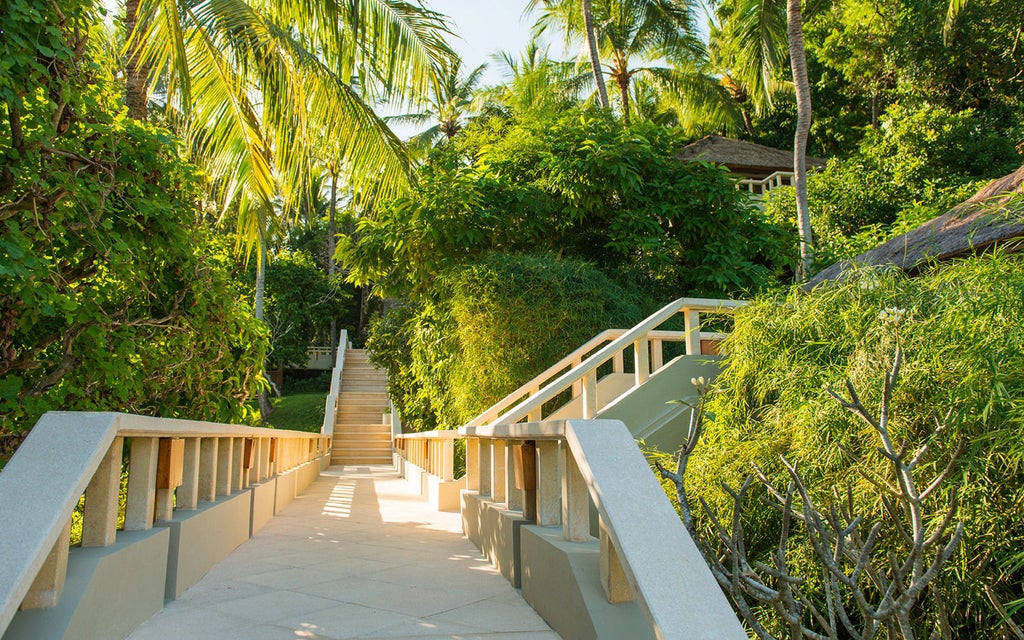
[265,392,326,433]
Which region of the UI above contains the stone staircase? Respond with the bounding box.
[331,349,393,465]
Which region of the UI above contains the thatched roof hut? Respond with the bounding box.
[676,135,826,180]
[807,164,1024,288]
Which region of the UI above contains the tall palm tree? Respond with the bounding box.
[787,0,814,278]
[128,0,455,247]
[529,0,611,109]
[715,0,814,277]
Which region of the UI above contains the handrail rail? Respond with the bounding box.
[464,329,620,427]
[320,329,349,436]
[486,297,743,427]
[459,419,746,639]
[466,328,706,428]
[0,411,328,636]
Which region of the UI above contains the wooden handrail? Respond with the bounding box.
[487,298,742,427]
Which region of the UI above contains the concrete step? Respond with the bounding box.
[331,457,394,465]
[334,433,390,442]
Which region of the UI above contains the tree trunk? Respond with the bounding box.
[124,0,149,120]
[617,73,631,126]
[741,108,755,137]
[787,0,813,280]
[583,0,610,109]
[871,90,879,128]
[328,171,338,360]
[255,234,272,420]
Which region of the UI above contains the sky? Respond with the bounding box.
[426,1,550,87]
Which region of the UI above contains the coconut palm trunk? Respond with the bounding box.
[787,0,813,280]
[328,170,338,358]
[255,232,272,420]
[124,0,149,120]
[583,0,610,108]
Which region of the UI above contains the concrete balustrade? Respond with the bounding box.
[0,412,331,640]
[464,298,745,429]
[459,419,746,640]
[392,430,465,511]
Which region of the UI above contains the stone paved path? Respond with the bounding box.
[127,466,558,640]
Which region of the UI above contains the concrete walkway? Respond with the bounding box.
[127,466,558,640]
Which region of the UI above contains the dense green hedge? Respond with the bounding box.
[367,253,646,431]
[686,251,1024,636]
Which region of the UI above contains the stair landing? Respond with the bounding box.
[125,466,557,640]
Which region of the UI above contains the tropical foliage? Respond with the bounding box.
[686,251,1024,637]
[366,253,646,431]
[0,0,266,433]
[341,107,795,301]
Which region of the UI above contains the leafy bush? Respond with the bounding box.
[341,107,795,300]
[765,102,1020,270]
[367,253,646,431]
[242,250,350,368]
[0,1,267,433]
[687,251,1024,636]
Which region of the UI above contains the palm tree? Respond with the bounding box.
[385,57,487,158]
[531,0,732,128]
[714,0,814,277]
[787,0,814,278]
[529,0,611,109]
[482,40,588,115]
[706,0,787,135]
[127,0,455,244]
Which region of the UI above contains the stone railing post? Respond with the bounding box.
[684,308,701,356]
[634,337,650,385]
[22,518,71,609]
[82,437,123,547]
[600,521,634,603]
[491,440,507,504]
[465,437,479,491]
[561,446,589,542]
[582,371,598,418]
[478,439,492,497]
[125,437,158,531]
[198,438,218,502]
[442,438,455,482]
[505,442,521,511]
[536,440,561,527]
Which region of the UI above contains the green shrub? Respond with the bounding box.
[0,3,268,433]
[367,253,647,431]
[341,107,795,300]
[688,251,1024,636]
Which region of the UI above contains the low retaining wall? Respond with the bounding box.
[395,455,465,512]
[3,453,328,640]
[462,492,650,640]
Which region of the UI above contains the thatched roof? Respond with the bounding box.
[676,135,827,177]
[807,164,1024,288]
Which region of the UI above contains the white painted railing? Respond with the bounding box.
[472,298,742,428]
[461,419,746,639]
[738,170,795,195]
[0,412,329,635]
[320,330,350,436]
